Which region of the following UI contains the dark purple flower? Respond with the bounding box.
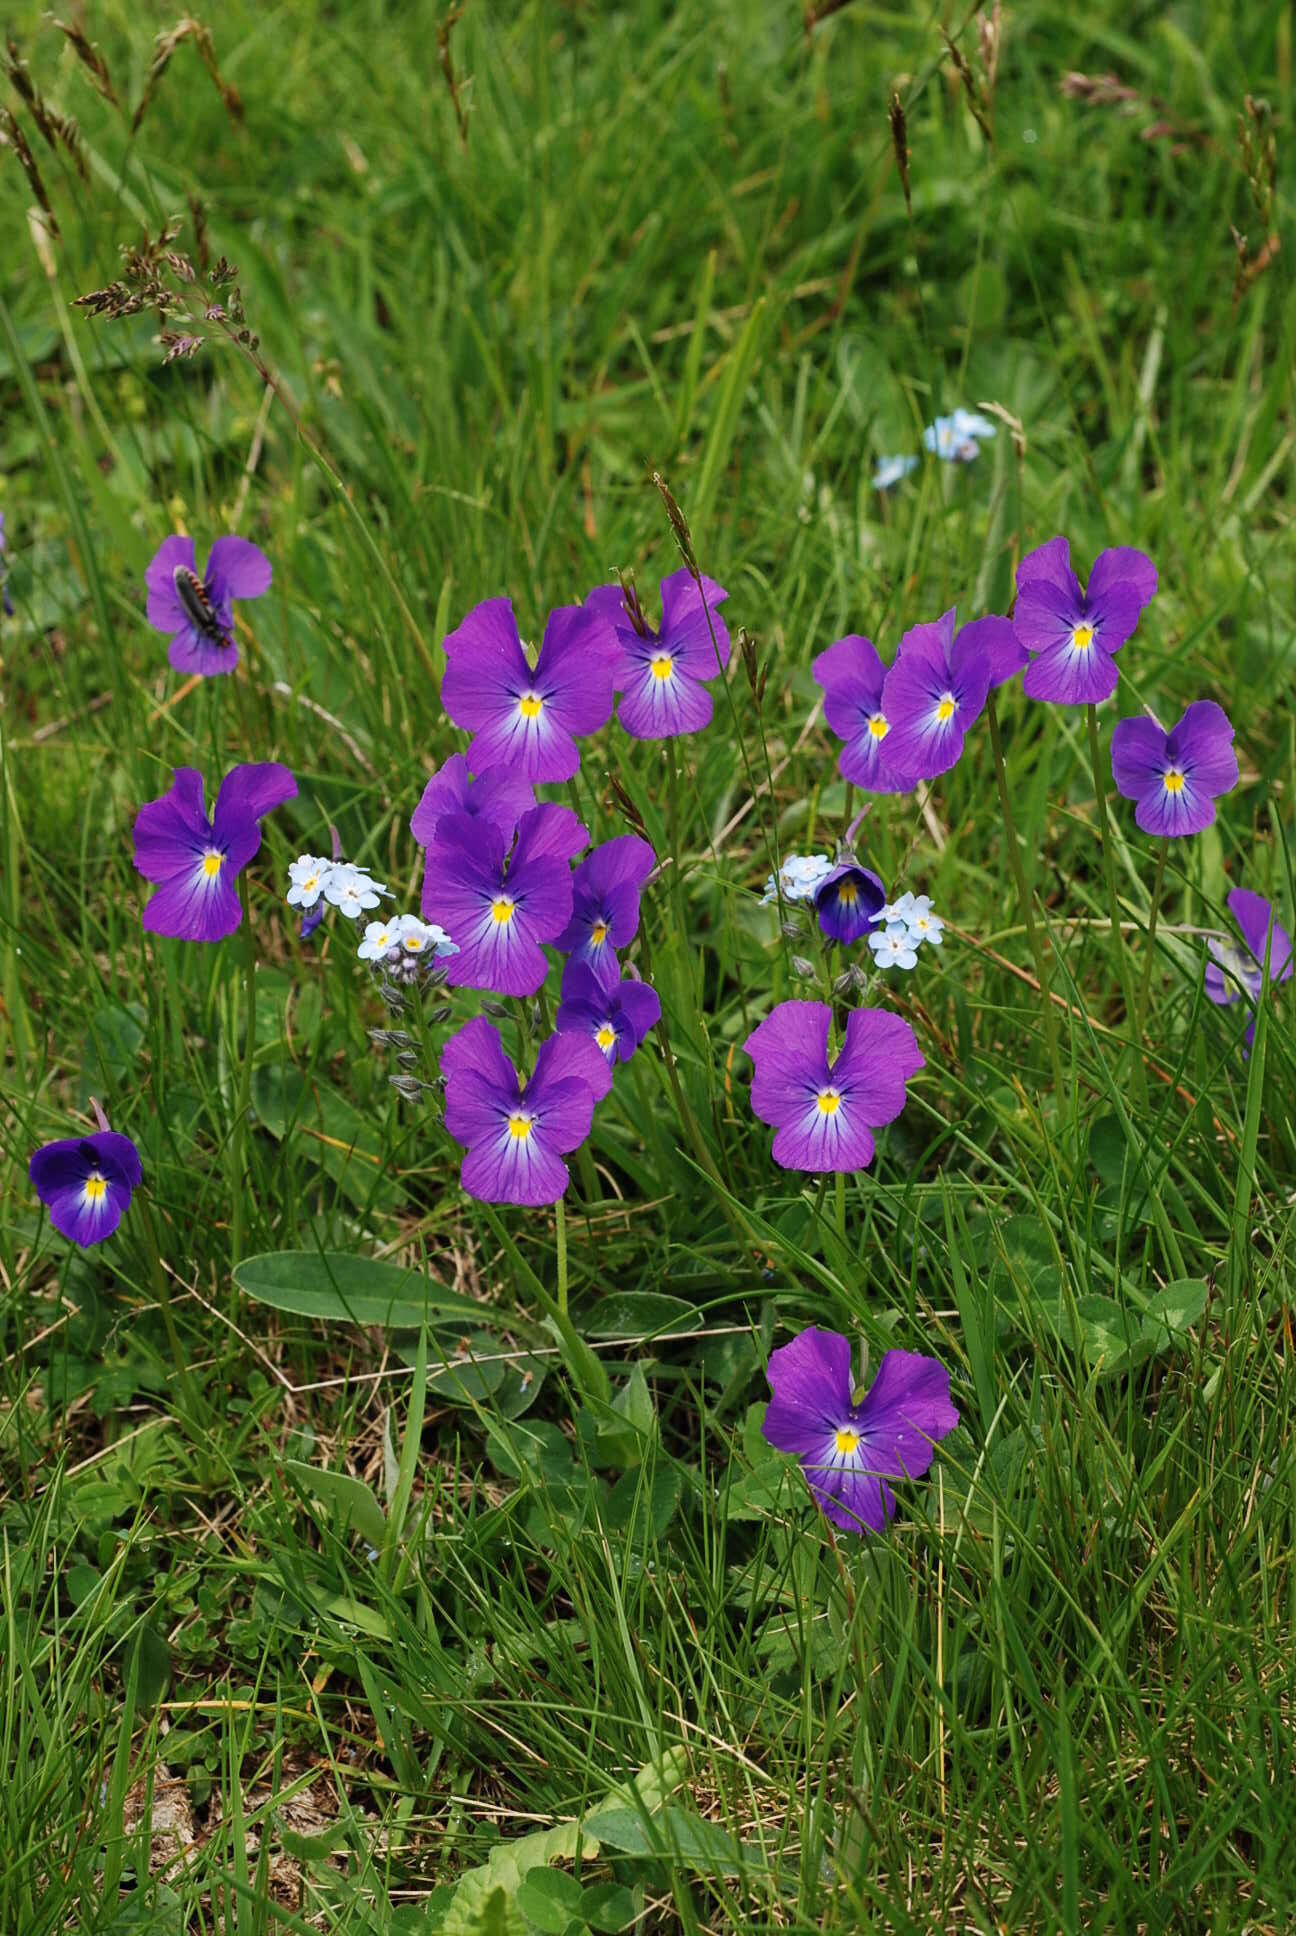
[585,570,730,740]
[442,1017,609,1205]
[440,598,618,783]
[29,1130,142,1247]
[419,802,587,996]
[813,861,886,947]
[761,1327,959,1533]
[410,755,536,853]
[1110,701,1238,837]
[145,534,272,677]
[132,763,297,942]
[1014,537,1156,706]
[743,1000,924,1173]
[812,635,918,794]
[1205,888,1292,1051]
[554,835,655,990]
[556,961,662,1070]
[880,609,1023,782]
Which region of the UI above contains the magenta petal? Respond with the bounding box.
[1021,639,1119,706]
[143,860,243,942]
[1085,579,1147,655]
[511,803,588,871]
[835,1008,924,1126]
[858,1350,960,1477]
[441,599,530,726]
[169,628,239,676]
[1015,535,1077,595]
[1086,545,1156,613]
[529,1027,613,1105]
[1133,780,1217,838]
[145,534,197,632]
[617,658,714,739]
[468,701,579,783]
[813,634,886,714]
[771,1103,877,1172]
[441,1015,518,1089]
[762,1327,853,1455]
[744,1001,831,1126]
[656,569,731,677]
[411,757,472,848]
[132,768,211,882]
[894,610,956,676]
[1169,701,1238,796]
[1013,573,1084,656]
[212,762,297,868]
[460,1130,571,1207]
[205,535,272,602]
[1229,889,1293,985]
[953,614,1027,689]
[1110,717,1168,800]
[534,605,618,737]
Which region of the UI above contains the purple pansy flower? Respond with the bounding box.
[556,961,662,1071]
[1110,702,1238,837]
[554,835,656,991]
[440,598,617,783]
[442,1016,609,1205]
[1014,537,1157,706]
[813,861,887,948]
[585,569,731,740]
[743,1000,924,1173]
[145,534,272,677]
[880,609,1024,782]
[29,1131,142,1248]
[132,763,297,942]
[409,755,536,852]
[419,802,587,996]
[761,1327,959,1533]
[812,635,917,794]
[1205,889,1292,1052]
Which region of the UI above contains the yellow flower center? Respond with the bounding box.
[816,1088,841,1116]
[201,850,223,879]
[867,713,889,740]
[596,1024,616,1050]
[837,881,858,906]
[507,1113,533,1141]
[590,920,608,946]
[1163,769,1185,794]
[403,935,424,951]
[935,692,957,723]
[83,1173,107,1204]
[834,1429,860,1456]
[491,898,516,925]
[518,693,544,719]
[1071,623,1095,651]
[650,653,674,682]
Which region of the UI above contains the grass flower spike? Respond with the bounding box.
[145,534,272,677]
[29,1130,143,1247]
[586,569,730,739]
[442,1016,609,1203]
[133,763,297,941]
[441,597,617,782]
[1110,701,1238,836]
[744,1000,923,1172]
[1015,536,1157,705]
[762,1327,959,1532]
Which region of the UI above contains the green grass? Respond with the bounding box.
[2,1,1295,1929]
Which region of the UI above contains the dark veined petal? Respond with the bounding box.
[132,768,212,883]
[762,1327,854,1457]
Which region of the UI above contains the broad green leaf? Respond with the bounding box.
[605,1466,682,1539]
[585,1804,765,1875]
[584,1293,701,1339]
[515,1868,583,1933]
[234,1250,487,1329]
[283,1459,386,1546]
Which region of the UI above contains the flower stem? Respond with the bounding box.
[1086,703,1148,1107]
[985,691,1066,1116]
[556,1195,569,1320]
[230,876,257,1264]
[1135,841,1168,1043]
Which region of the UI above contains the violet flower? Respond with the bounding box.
[29,1130,142,1247]
[880,609,1025,782]
[145,534,272,677]
[555,835,655,990]
[761,1327,959,1533]
[1110,701,1238,837]
[813,861,886,948]
[585,569,730,740]
[441,1016,610,1204]
[1205,888,1292,1052]
[440,598,617,782]
[557,961,661,1071]
[812,635,917,794]
[410,755,536,851]
[132,763,297,942]
[1014,537,1157,705]
[419,802,587,996]
[743,1000,924,1172]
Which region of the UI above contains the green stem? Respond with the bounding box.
[1135,842,1168,1043]
[985,692,1066,1115]
[137,1195,202,1426]
[1086,703,1147,1107]
[556,1196,569,1320]
[230,877,257,1264]
[835,1169,846,1241]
